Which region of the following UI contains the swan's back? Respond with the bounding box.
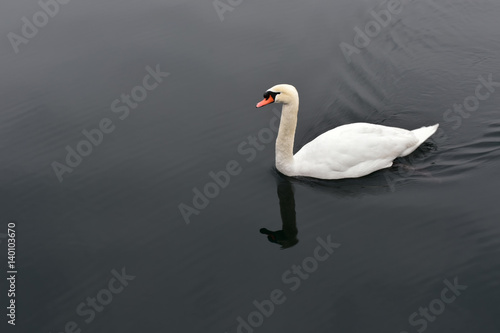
[292,123,435,179]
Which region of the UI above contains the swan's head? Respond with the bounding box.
[256,84,298,108]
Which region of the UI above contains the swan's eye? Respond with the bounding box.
[263,91,280,100]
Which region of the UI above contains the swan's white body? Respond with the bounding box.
[256,84,439,180]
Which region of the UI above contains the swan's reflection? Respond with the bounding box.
[260,175,299,249]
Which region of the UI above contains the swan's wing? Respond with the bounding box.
[294,123,418,177]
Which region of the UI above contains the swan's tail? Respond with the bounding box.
[412,124,439,146]
[399,124,439,157]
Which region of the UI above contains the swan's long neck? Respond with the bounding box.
[276,99,299,175]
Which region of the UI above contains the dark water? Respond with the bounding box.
[1,0,500,332]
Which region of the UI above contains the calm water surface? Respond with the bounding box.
[1,0,500,332]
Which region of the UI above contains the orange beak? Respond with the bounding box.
[256,95,274,108]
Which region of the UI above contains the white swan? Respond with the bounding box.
[255,84,439,180]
